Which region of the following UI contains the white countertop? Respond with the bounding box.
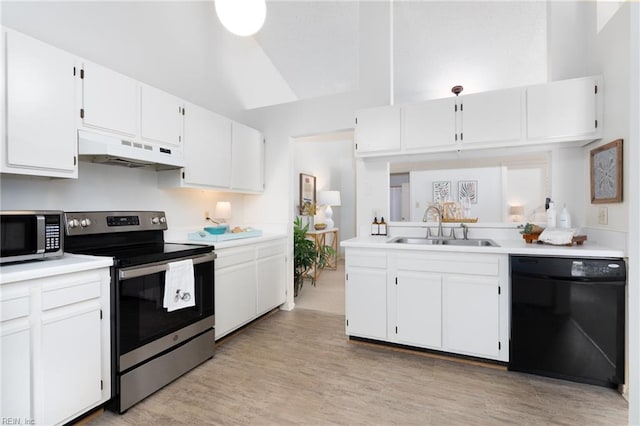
[341,235,625,258]
[0,253,114,285]
[169,233,287,250]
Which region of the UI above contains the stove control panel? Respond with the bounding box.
[64,211,168,236]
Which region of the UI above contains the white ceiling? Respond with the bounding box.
[1,1,547,118]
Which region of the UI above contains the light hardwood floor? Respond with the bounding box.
[89,306,628,425]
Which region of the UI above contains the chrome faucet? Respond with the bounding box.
[422,206,444,238]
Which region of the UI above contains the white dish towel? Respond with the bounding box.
[538,227,577,245]
[163,259,195,312]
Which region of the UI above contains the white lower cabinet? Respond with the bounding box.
[345,248,509,362]
[215,238,287,340]
[442,275,500,359]
[42,305,102,424]
[0,290,31,419]
[0,267,111,425]
[345,249,387,340]
[256,244,287,316]
[395,271,442,348]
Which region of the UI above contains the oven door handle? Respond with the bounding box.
[118,252,216,280]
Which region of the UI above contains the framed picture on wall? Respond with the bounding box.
[458,180,478,204]
[299,173,316,215]
[432,181,451,203]
[590,139,623,204]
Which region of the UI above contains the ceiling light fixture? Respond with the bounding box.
[215,0,267,37]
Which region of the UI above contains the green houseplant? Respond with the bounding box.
[293,216,336,296]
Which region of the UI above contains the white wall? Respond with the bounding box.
[409,167,504,222]
[0,162,247,240]
[239,2,392,308]
[293,136,356,254]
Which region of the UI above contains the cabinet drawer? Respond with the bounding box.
[257,241,286,259]
[42,278,101,311]
[346,249,387,269]
[0,294,30,322]
[215,246,255,269]
[397,252,499,276]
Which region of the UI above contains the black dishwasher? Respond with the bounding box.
[509,256,626,388]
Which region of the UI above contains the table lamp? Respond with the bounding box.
[317,190,341,229]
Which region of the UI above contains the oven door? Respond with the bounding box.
[117,252,215,372]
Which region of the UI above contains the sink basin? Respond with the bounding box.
[440,239,499,247]
[388,237,499,247]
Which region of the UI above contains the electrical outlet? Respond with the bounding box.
[415,202,420,209]
[598,207,608,225]
[204,210,210,220]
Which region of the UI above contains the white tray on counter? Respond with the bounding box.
[188,229,263,242]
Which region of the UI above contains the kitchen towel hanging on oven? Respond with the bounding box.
[163,259,196,312]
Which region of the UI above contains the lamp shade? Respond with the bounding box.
[509,205,525,216]
[215,201,232,220]
[317,190,341,207]
[215,0,266,37]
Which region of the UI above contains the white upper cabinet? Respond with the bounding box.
[80,61,138,137]
[231,122,264,192]
[2,29,77,178]
[355,105,401,155]
[140,84,184,147]
[181,103,231,188]
[402,97,456,151]
[526,75,601,142]
[461,87,523,146]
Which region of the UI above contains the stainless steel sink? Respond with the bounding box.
[388,237,499,247]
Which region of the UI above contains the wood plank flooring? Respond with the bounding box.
[88,308,628,425]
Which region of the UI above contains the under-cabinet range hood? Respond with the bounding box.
[78,130,184,170]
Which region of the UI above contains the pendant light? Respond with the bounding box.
[215,0,267,37]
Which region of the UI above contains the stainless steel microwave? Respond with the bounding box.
[0,211,64,264]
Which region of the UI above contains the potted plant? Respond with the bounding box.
[518,222,545,244]
[293,216,336,296]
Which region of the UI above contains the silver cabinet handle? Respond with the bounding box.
[119,252,216,280]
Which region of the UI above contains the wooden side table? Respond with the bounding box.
[305,227,339,282]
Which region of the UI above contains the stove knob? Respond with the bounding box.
[68,219,80,228]
[151,217,160,225]
[159,216,166,224]
[80,218,92,228]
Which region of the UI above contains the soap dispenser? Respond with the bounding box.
[559,204,572,228]
[546,202,557,228]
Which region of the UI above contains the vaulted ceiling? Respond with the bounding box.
[1,1,547,118]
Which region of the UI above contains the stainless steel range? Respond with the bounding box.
[64,211,215,413]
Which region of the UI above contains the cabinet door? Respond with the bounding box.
[231,122,264,192]
[1,323,31,419]
[345,267,387,339]
[402,98,456,151]
[140,85,183,147]
[442,275,500,359]
[526,76,600,141]
[4,29,77,176]
[461,88,523,146]
[182,104,231,188]
[215,262,257,339]
[395,271,442,348]
[256,253,286,316]
[41,305,102,425]
[81,61,138,137]
[355,105,401,155]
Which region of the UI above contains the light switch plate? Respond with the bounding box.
[598,206,608,225]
